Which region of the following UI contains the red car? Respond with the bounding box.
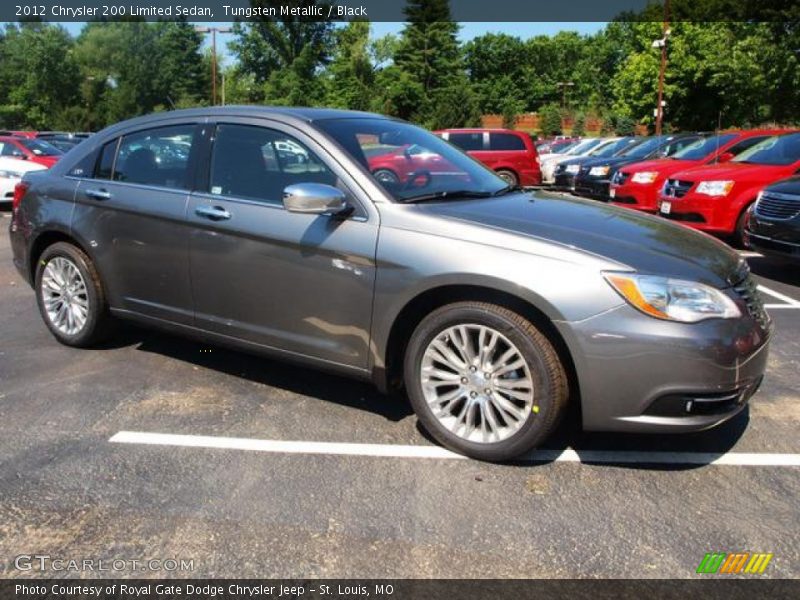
[609,130,787,213]
[656,131,800,245]
[366,143,463,186]
[436,128,542,186]
[0,135,63,168]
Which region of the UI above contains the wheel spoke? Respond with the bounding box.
[40,255,90,336]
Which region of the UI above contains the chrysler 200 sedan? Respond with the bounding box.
[9,107,771,461]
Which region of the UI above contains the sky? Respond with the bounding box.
[62,21,606,67]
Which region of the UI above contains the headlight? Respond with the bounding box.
[565,164,580,174]
[0,169,23,179]
[696,180,734,197]
[604,272,741,323]
[589,166,610,177]
[632,171,658,184]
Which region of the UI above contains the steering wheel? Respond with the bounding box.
[402,169,433,191]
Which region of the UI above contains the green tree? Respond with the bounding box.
[538,103,562,136]
[0,23,80,129]
[324,21,374,110]
[387,0,479,128]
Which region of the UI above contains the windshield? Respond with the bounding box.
[672,133,737,160]
[592,138,635,158]
[619,136,667,159]
[19,138,63,157]
[316,118,507,202]
[732,133,800,166]
[565,138,600,155]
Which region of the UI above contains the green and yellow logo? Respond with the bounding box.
[697,552,773,574]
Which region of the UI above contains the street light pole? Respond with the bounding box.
[556,81,575,109]
[655,0,670,135]
[195,26,232,106]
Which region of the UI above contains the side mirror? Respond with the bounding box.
[283,183,348,215]
[717,152,734,164]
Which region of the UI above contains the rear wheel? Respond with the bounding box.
[35,242,115,347]
[404,302,568,461]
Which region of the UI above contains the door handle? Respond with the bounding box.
[195,206,231,221]
[85,188,111,200]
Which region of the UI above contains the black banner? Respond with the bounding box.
[2,0,798,23]
[2,579,799,600]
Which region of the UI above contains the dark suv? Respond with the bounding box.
[9,107,770,461]
[746,176,800,260]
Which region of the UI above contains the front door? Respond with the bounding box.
[187,121,379,370]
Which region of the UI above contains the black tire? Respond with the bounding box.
[372,169,399,184]
[495,169,519,186]
[732,203,754,249]
[404,302,568,461]
[35,242,115,347]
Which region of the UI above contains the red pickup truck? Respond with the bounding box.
[436,128,542,186]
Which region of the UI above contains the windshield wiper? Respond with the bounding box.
[399,189,495,204]
[492,184,524,196]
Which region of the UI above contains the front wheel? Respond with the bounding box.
[404,302,568,461]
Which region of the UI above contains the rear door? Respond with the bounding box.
[187,119,379,370]
[70,122,200,324]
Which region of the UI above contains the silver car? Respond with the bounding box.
[9,107,771,461]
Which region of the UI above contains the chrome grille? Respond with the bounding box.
[733,273,770,330]
[755,192,800,221]
[663,179,693,198]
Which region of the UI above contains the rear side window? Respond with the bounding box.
[67,148,99,178]
[96,140,118,180]
[114,125,195,189]
[209,124,337,205]
[488,133,526,151]
[448,133,484,152]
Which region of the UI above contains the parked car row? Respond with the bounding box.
[0,130,92,207]
[537,128,800,258]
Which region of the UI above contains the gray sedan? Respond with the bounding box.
[8,107,770,461]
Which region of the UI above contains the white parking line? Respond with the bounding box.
[758,284,800,308]
[109,431,800,467]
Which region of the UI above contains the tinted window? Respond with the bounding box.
[488,133,526,151]
[733,133,800,166]
[448,133,484,152]
[620,136,667,158]
[67,148,99,178]
[672,134,737,160]
[209,124,337,205]
[114,125,195,189]
[96,140,117,180]
[593,138,637,158]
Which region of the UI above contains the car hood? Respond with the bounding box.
[620,158,698,174]
[413,191,743,288]
[671,161,790,182]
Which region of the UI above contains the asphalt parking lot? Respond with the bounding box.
[0,210,798,579]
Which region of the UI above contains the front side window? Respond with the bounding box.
[488,133,526,151]
[316,118,506,202]
[114,125,195,189]
[209,124,337,205]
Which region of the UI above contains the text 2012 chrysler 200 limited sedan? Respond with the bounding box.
[9,108,771,461]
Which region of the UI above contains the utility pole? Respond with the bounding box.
[195,26,232,106]
[654,0,670,135]
[556,81,575,109]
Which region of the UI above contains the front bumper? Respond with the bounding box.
[553,171,579,190]
[574,175,612,199]
[555,301,771,433]
[746,210,800,260]
[656,193,735,234]
[609,181,659,212]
